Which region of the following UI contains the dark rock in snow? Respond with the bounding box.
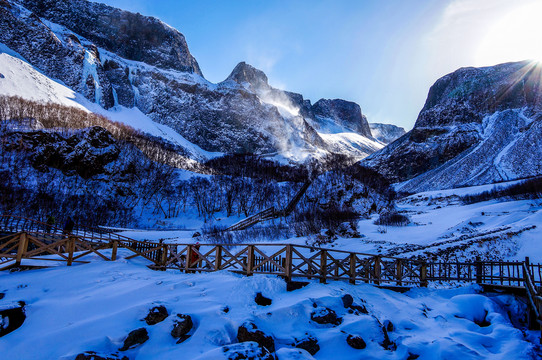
[346,335,366,349]
[380,326,397,351]
[384,320,394,332]
[310,308,342,326]
[75,351,128,360]
[341,294,354,308]
[171,314,193,339]
[349,304,369,315]
[144,305,168,325]
[222,342,273,360]
[119,328,149,351]
[407,353,420,360]
[293,335,320,355]
[0,293,4,300]
[0,304,26,337]
[286,281,309,292]
[237,322,275,353]
[254,293,272,306]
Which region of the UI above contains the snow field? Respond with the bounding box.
[0,259,538,359]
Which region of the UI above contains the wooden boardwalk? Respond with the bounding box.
[1,215,541,337]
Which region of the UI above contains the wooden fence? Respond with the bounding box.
[1,215,541,337]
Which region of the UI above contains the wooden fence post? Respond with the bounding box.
[396,259,403,286]
[161,244,168,267]
[111,240,118,261]
[66,236,75,266]
[186,245,192,273]
[285,245,292,282]
[215,246,222,271]
[475,256,483,284]
[374,256,381,285]
[420,261,428,287]
[320,250,327,284]
[15,232,29,266]
[525,257,531,279]
[349,253,356,284]
[247,245,254,276]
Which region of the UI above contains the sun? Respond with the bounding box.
[475,2,542,66]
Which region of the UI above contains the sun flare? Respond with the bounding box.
[476,2,542,66]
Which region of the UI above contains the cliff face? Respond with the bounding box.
[362,61,542,192]
[369,123,406,144]
[0,0,382,157]
[312,99,372,137]
[17,0,202,75]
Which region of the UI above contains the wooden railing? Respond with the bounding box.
[1,215,541,338]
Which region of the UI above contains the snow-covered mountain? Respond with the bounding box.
[363,61,542,192]
[0,0,382,160]
[368,123,406,144]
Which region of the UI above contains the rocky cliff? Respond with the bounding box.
[0,0,381,158]
[369,123,406,144]
[362,61,542,192]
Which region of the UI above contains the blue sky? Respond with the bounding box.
[92,0,542,130]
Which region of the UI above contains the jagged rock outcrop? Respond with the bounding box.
[312,99,372,137]
[363,61,542,192]
[369,123,406,144]
[3,126,120,178]
[18,0,202,75]
[0,0,382,158]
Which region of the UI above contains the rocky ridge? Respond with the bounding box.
[0,0,382,159]
[369,123,406,144]
[363,61,542,192]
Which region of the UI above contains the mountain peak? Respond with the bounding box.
[17,0,202,75]
[226,62,269,90]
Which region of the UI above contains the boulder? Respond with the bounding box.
[171,314,193,340]
[144,305,168,325]
[237,322,275,353]
[293,335,320,355]
[310,308,342,326]
[341,294,354,308]
[286,281,309,292]
[254,293,272,306]
[0,304,25,337]
[346,335,366,350]
[119,328,149,351]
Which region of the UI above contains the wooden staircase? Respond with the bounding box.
[226,182,311,231]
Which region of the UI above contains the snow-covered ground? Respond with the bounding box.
[0,256,539,359]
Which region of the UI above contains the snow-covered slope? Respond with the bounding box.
[0,258,538,359]
[0,44,218,161]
